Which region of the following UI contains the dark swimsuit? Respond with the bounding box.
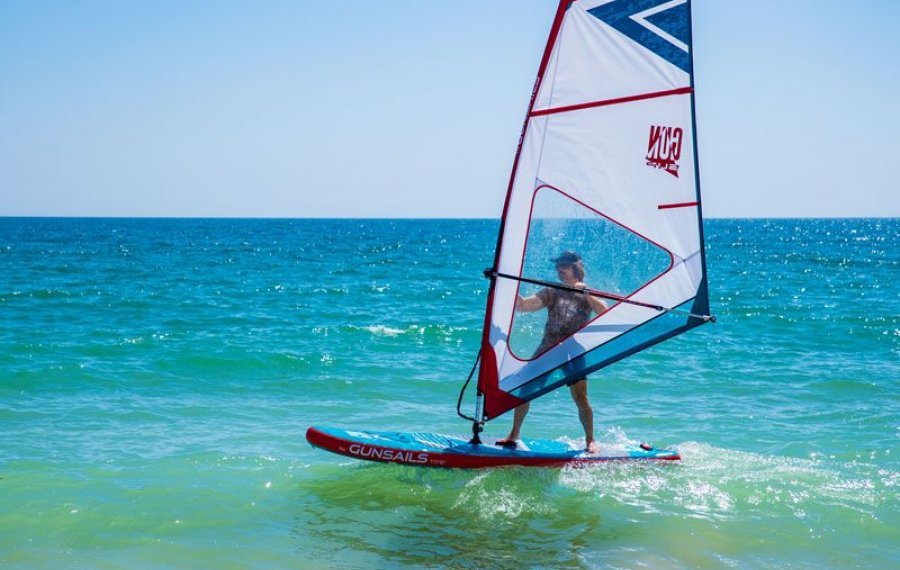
[534,287,593,385]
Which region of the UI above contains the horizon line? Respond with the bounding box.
[1,215,898,221]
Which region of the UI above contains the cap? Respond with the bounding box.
[552,251,581,265]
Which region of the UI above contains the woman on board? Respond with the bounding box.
[497,251,609,453]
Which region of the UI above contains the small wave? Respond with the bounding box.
[311,287,349,295]
[311,324,474,340]
[555,437,896,523]
[452,469,560,521]
[365,325,407,337]
[14,289,74,300]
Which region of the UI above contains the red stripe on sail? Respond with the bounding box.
[658,201,699,210]
[530,87,693,117]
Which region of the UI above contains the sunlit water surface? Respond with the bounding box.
[1,218,897,569]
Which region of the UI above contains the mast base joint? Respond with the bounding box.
[469,421,484,445]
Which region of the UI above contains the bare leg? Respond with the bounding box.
[498,402,530,444]
[569,379,597,453]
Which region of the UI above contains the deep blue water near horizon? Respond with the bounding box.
[0,217,897,569]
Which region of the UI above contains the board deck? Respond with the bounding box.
[306,426,680,468]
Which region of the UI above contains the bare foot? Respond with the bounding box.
[586,440,598,453]
[495,438,518,449]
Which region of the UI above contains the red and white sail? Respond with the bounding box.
[477,0,711,421]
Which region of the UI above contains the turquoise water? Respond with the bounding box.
[1,218,897,569]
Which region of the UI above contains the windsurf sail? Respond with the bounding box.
[475,0,713,422]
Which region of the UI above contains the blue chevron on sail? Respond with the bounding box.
[588,0,692,73]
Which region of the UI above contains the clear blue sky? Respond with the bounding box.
[1,0,897,218]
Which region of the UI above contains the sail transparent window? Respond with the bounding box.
[508,185,672,359]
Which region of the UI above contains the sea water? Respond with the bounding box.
[0,218,897,569]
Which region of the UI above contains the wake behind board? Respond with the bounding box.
[306,426,679,469]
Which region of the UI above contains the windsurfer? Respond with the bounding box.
[497,251,608,453]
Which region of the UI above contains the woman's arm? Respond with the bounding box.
[516,294,545,312]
